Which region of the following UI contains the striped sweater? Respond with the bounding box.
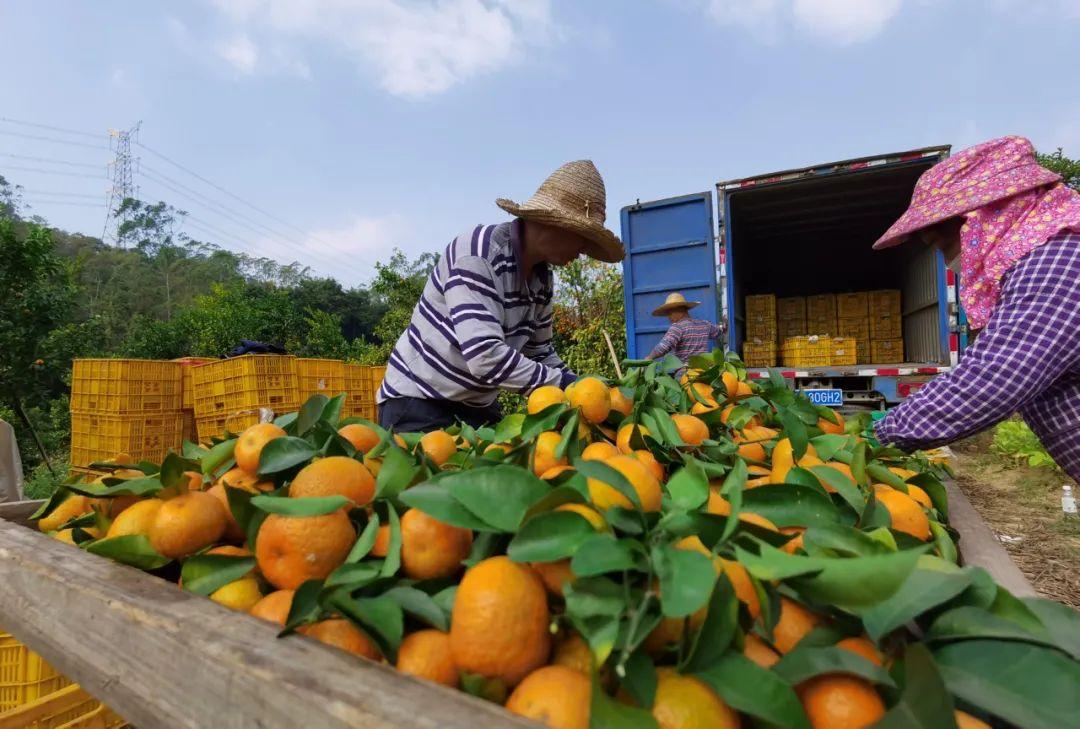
[378,220,575,407]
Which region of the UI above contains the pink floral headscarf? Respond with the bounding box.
[875,136,1080,329]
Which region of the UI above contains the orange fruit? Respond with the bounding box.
[540,465,575,480]
[747,465,772,489]
[721,403,762,428]
[616,423,651,454]
[419,430,457,467]
[249,589,296,626]
[449,557,550,687]
[105,498,162,539]
[781,527,805,555]
[87,494,141,519]
[873,486,931,540]
[771,597,823,654]
[532,559,577,597]
[955,710,991,729]
[210,577,263,612]
[235,422,287,475]
[770,438,820,484]
[205,544,252,559]
[206,483,245,543]
[552,632,593,675]
[582,441,619,461]
[721,371,753,402]
[255,511,355,589]
[533,431,568,477]
[216,466,273,493]
[609,386,633,417]
[338,423,381,454]
[52,529,78,545]
[719,557,760,619]
[397,630,459,687]
[554,503,606,530]
[672,414,709,446]
[633,449,666,482]
[301,619,381,661]
[815,462,854,493]
[506,665,591,729]
[743,633,780,668]
[527,385,568,414]
[836,636,883,666]
[148,491,228,559]
[38,494,90,532]
[289,456,375,508]
[904,483,932,509]
[587,455,662,512]
[889,466,918,481]
[706,491,778,531]
[797,675,885,729]
[734,426,778,462]
[567,377,611,425]
[817,412,846,435]
[400,508,473,580]
[652,667,740,729]
[371,524,391,557]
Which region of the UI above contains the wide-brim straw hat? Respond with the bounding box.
[873,136,1062,250]
[497,160,625,263]
[652,292,700,316]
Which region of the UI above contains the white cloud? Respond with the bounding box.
[216,34,259,74]
[702,0,904,45]
[202,0,556,98]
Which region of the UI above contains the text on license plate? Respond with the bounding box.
[804,389,843,407]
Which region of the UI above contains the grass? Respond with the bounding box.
[22,459,70,500]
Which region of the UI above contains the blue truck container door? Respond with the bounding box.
[620,193,717,359]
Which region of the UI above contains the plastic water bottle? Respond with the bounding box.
[1063,484,1078,519]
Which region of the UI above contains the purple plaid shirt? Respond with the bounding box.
[648,317,725,362]
[877,231,1080,480]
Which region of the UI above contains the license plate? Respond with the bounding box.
[804,389,843,407]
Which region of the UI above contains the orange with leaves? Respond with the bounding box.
[797,675,885,729]
[566,376,612,425]
[533,431,569,477]
[289,456,375,508]
[400,508,473,580]
[148,491,228,559]
[302,619,381,661]
[609,386,633,417]
[338,423,381,454]
[235,423,287,475]
[255,510,355,590]
[873,485,931,540]
[397,630,459,687]
[249,589,295,626]
[419,430,457,467]
[671,413,709,446]
[771,597,823,654]
[506,665,591,729]
[587,455,662,512]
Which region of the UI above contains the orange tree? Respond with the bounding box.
[552,258,626,379]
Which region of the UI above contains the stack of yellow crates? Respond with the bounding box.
[869,290,904,362]
[807,294,837,336]
[742,341,776,368]
[828,337,858,366]
[68,360,183,468]
[781,335,831,367]
[743,295,777,366]
[174,357,215,445]
[191,355,299,442]
[777,297,806,340]
[836,293,871,365]
[296,358,347,401]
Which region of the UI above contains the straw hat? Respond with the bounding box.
[652,292,700,316]
[497,160,625,263]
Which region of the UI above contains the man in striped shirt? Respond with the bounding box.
[378,161,625,432]
[647,292,725,363]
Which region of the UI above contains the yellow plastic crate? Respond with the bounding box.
[744,295,777,340]
[297,359,346,400]
[0,682,127,729]
[868,289,902,339]
[777,297,806,321]
[0,633,70,712]
[779,318,805,339]
[173,358,215,409]
[181,409,197,444]
[344,364,375,418]
[837,292,869,319]
[781,335,831,368]
[70,360,182,414]
[856,338,871,364]
[195,412,261,444]
[807,294,836,321]
[837,317,869,340]
[828,337,857,366]
[69,412,183,468]
[367,365,387,394]
[742,340,776,368]
[871,338,905,363]
[806,315,836,336]
[191,355,299,420]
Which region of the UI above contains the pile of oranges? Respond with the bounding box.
[33,356,1075,729]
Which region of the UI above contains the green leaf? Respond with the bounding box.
[380,504,402,577]
[374,446,420,501]
[442,464,550,532]
[665,462,709,511]
[571,534,642,577]
[988,585,1046,635]
[556,411,580,460]
[520,403,567,442]
[296,394,330,435]
[874,643,957,729]
[575,459,643,512]
[507,510,598,563]
[433,586,457,616]
[809,465,866,513]
[620,651,657,709]
[30,486,72,521]
[850,440,868,487]
[800,524,891,557]
[463,531,504,567]
[68,475,163,498]
[382,586,449,632]
[791,546,926,612]
[493,413,525,442]
[683,574,739,672]
[220,485,257,549]
[740,484,840,528]
[282,579,324,633]
[1022,597,1080,659]
[780,408,809,460]
[400,484,495,531]
[257,437,317,475]
[590,672,659,729]
[782,466,823,489]
[772,646,895,686]
[810,434,849,462]
[347,514,380,563]
[909,472,949,519]
[564,576,626,619]
[930,521,958,564]
[935,640,1080,729]
[653,544,716,618]
[85,535,170,570]
[323,393,346,427]
[646,407,683,446]
[860,557,973,640]
[927,606,1057,649]
[329,594,405,663]
[250,494,349,516]
[867,462,909,490]
[718,459,747,543]
[181,554,256,596]
[201,437,237,476]
[523,485,589,522]
[695,652,810,729]
[160,452,199,489]
[324,562,381,590]
[182,441,209,460]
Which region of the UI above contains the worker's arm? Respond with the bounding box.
[877,238,1080,451]
[447,255,574,393]
[648,322,682,360]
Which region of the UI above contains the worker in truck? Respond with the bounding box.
[871,135,1080,480]
[647,292,726,363]
[377,160,625,433]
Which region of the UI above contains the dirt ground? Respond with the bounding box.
[951,432,1080,609]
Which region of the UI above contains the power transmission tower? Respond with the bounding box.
[102,121,141,246]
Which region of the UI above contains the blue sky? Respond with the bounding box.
[1,0,1077,287]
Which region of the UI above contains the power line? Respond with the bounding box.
[22,200,108,209]
[0,129,110,150]
[23,190,105,199]
[1,165,109,179]
[0,153,106,169]
[0,116,105,140]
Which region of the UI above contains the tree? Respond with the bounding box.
[1036,148,1080,191]
[0,174,22,219]
[552,258,626,378]
[357,249,439,362]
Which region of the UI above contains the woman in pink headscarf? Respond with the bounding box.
[872,136,1080,479]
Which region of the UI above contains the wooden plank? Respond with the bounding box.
[0,499,44,528]
[0,519,532,729]
[945,479,1037,597]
